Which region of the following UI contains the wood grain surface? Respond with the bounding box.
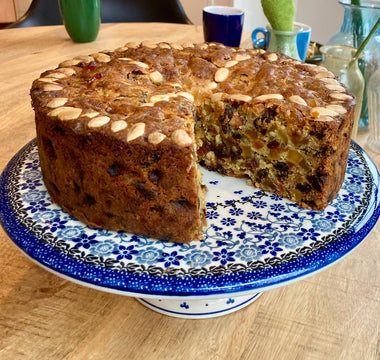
[0,23,379,360]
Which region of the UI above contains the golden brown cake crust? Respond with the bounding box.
[31,41,355,242]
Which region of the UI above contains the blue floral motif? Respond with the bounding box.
[252,200,267,208]
[222,231,233,240]
[22,169,40,181]
[25,199,50,213]
[58,226,84,240]
[291,213,300,220]
[270,193,283,201]
[311,218,335,233]
[34,209,61,223]
[42,216,68,232]
[336,201,356,214]
[270,203,286,212]
[229,208,244,216]
[235,244,262,261]
[158,251,184,268]
[347,174,363,186]
[344,183,363,194]
[297,228,320,241]
[180,302,189,309]
[212,248,235,266]
[73,233,98,249]
[206,210,219,219]
[184,250,213,267]
[113,244,139,261]
[25,158,40,170]
[347,155,361,167]
[278,233,304,249]
[346,166,365,177]
[90,240,118,257]
[20,179,43,190]
[258,241,283,256]
[136,246,161,265]
[212,225,223,232]
[221,217,236,226]
[6,141,374,282]
[20,170,43,190]
[247,211,262,220]
[325,210,346,223]
[22,189,45,203]
[342,193,361,203]
[226,298,235,304]
[130,235,141,243]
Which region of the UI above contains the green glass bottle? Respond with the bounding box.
[59,0,101,43]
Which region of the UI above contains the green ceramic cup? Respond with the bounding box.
[59,0,101,43]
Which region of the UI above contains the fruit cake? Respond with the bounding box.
[30,41,355,243]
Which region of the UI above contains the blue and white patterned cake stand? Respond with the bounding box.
[1,140,379,319]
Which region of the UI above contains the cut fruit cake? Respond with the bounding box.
[30,41,355,243]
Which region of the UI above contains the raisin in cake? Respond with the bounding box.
[31,41,355,243]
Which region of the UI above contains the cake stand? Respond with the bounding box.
[1,139,379,319]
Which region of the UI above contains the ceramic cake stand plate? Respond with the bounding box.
[1,140,379,319]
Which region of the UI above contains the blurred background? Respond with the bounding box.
[1,0,341,44]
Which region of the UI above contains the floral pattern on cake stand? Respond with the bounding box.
[0,139,379,318]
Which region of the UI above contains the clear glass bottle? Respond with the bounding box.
[320,45,365,141]
[327,0,380,131]
[367,69,380,154]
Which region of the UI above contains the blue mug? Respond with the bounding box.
[203,6,244,47]
[251,22,312,61]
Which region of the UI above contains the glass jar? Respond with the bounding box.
[266,26,301,60]
[320,45,365,141]
[327,0,380,131]
[367,69,380,153]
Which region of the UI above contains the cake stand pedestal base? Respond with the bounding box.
[137,293,262,319]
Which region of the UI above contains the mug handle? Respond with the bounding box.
[251,27,268,49]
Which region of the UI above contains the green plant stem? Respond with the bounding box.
[351,0,363,48]
[353,16,380,60]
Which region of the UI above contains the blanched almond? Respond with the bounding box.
[127,122,145,142]
[255,94,284,101]
[46,97,68,108]
[111,120,127,132]
[214,68,229,82]
[148,131,166,145]
[150,94,170,103]
[288,95,307,106]
[171,129,192,146]
[229,94,252,102]
[92,53,111,63]
[88,116,110,128]
[225,60,238,68]
[310,107,338,118]
[43,84,63,91]
[48,106,82,120]
[326,104,347,114]
[177,92,194,102]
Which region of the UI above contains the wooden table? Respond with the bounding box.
[0,23,379,360]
